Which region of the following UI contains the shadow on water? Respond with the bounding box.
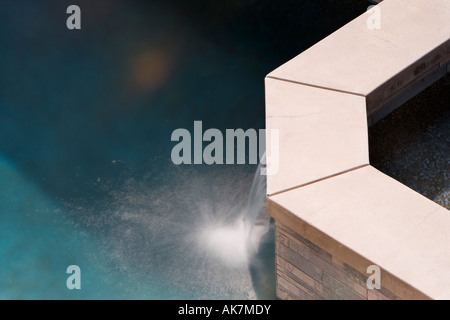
[0,0,369,298]
[248,220,277,300]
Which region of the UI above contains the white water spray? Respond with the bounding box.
[198,155,270,267]
[84,160,274,298]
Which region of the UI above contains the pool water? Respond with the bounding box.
[370,74,450,210]
[0,0,372,299]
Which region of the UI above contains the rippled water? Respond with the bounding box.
[370,74,450,210]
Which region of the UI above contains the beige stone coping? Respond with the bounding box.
[269,166,450,299]
[268,0,450,114]
[266,0,450,299]
[265,77,369,195]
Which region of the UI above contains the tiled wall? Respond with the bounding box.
[275,222,400,300]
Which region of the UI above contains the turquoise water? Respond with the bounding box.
[0,0,368,299]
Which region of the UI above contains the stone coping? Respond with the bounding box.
[266,0,450,299]
[268,0,450,115]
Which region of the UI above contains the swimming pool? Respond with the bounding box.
[0,0,392,299]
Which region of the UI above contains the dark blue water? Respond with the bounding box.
[0,0,368,299]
